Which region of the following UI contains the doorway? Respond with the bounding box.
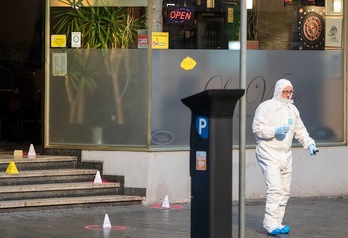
[0,0,44,153]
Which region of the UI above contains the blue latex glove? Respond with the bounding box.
[309,144,319,155]
[274,126,289,141]
[275,126,289,136]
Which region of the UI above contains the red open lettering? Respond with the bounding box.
[167,6,194,24]
[170,10,192,20]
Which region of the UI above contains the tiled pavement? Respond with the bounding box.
[0,196,347,238]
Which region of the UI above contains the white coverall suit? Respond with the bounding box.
[252,79,315,233]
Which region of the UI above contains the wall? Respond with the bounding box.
[256,0,296,50]
[82,145,348,205]
[82,151,191,204]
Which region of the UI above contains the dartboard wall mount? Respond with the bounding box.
[298,6,325,50]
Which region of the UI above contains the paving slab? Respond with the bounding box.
[0,196,347,238]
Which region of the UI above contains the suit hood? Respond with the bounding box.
[273,79,294,103]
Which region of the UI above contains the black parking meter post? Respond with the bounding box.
[181,89,245,238]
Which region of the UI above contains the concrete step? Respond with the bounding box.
[0,155,77,170]
[0,182,121,200]
[0,195,144,212]
[0,155,143,212]
[0,169,98,186]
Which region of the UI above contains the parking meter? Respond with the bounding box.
[181,89,244,238]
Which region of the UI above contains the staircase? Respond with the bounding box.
[0,154,144,212]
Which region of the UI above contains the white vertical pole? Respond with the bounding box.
[238,0,247,237]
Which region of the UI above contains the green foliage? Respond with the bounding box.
[52,0,145,49]
[51,1,146,127]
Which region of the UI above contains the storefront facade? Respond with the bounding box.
[46,0,348,204]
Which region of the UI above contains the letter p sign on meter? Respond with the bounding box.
[196,116,208,139]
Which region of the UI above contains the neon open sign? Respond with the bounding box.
[167,6,194,25]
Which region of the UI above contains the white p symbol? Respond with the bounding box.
[198,118,207,135]
[196,116,208,139]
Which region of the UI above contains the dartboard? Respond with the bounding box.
[298,7,325,50]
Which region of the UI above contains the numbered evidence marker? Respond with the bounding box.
[13,150,23,158]
[6,161,19,174]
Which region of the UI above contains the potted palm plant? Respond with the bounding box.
[52,0,145,143]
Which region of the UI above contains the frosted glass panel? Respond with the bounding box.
[151,50,344,147]
[48,49,148,146]
[48,49,343,148]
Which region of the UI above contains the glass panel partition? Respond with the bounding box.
[49,49,148,146]
[151,50,344,147]
[46,0,345,149]
[151,0,345,148]
[48,1,148,147]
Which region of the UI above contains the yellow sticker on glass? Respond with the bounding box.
[181,56,197,70]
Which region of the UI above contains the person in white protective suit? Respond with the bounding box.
[252,79,318,236]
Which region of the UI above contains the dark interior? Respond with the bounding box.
[0,0,44,153]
